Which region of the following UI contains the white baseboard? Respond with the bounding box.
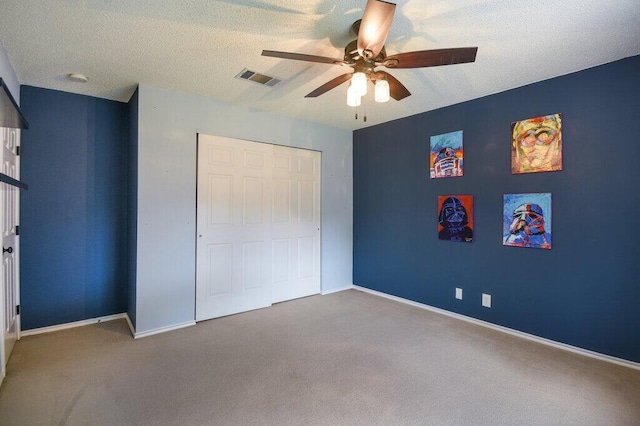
[133,320,195,339]
[352,285,640,371]
[124,313,135,337]
[20,313,128,337]
[20,313,195,340]
[322,285,354,296]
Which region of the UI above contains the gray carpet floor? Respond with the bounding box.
[1,289,639,425]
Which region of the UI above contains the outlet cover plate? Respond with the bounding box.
[482,293,492,308]
[455,288,463,300]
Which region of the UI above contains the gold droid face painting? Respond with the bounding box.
[511,113,562,174]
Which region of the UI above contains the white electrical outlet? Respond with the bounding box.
[482,293,491,308]
[455,288,463,300]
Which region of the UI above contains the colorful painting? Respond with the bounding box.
[503,193,552,249]
[430,130,463,178]
[438,195,473,242]
[511,113,562,174]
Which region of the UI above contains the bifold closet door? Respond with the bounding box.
[196,135,273,321]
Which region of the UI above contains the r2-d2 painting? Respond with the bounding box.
[430,130,463,179]
[433,147,463,178]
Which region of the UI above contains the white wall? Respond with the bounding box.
[136,84,353,335]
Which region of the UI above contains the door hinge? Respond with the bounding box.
[16,146,20,156]
[16,305,20,315]
[15,225,19,236]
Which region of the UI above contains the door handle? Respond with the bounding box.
[3,246,13,254]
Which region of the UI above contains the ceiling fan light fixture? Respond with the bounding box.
[375,79,390,103]
[262,0,477,109]
[352,72,368,96]
[347,84,362,107]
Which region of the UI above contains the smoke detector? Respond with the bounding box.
[68,73,88,83]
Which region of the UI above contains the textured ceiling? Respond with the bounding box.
[1,0,639,131]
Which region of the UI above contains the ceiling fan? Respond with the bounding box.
[262,0,478,107]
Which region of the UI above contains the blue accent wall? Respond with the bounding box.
[353,55,640,363]
[20,86,129,330]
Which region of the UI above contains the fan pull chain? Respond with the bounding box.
[351,96,369,122]
[353,104,368,122]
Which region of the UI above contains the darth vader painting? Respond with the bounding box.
[438,195,473,242]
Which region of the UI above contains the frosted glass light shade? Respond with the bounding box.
[375,79,390,103]
[347,84,361,107]
[351,72,367,96]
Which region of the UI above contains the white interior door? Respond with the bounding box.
[196,135,273,321]
[2,127,19,366]
[272,145,321,303]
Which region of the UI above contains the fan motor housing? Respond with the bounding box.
[344,40,387,65]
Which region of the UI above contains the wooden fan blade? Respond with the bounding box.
[357,0,396,59]
[377,71,411,100]
[385,47,478,69]
[262,50,343,65]
[305,73,353,98]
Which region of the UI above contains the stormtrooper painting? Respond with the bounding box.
[438,195,473,242]
[430,130,463,178]
[503,193,552,249]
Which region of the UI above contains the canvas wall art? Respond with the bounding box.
[503,193,552,249]
[511,113,562,174]
[430,130,463,178]
[438,195,473,242]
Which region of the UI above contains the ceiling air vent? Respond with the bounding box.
[235,68,281,87]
